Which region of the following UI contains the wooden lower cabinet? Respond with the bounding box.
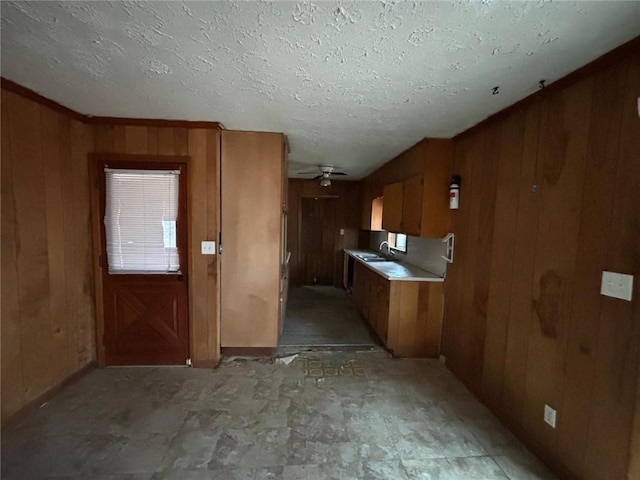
[353,262,443,357]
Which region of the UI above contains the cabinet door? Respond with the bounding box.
[382,181,403,232]
[221,130,284,348]
[361,269,371,321]
[402,175,423,236]
[375,279,390,343]
[353,262,363,313]
[368,276,379,330]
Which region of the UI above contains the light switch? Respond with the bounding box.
[339,228,345,236]
[601,271,633,301]
[201,241,216,255]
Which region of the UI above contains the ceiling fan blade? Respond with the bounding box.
[311,174,323,180]
[332,172,347,176]
[296,170,321,175]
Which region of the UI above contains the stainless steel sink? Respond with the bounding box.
[355,253,395,263]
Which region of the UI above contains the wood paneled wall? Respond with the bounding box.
[288,179,362,287]
[443,48,639,479]
[93,124,220,367]
[1,90,95,422]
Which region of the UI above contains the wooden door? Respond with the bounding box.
[300,197,337,285]
[382,181,403,232]
[96,159,190,365]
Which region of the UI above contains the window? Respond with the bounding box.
[104,168,180,273]
[388,232,407,253]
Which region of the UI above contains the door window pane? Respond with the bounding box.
[104,168,180,273]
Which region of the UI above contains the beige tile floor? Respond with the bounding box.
[1,350,557,479]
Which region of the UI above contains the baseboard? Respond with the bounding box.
[192,359,220,369]
[221,347,276,357]
[1,360,97,430]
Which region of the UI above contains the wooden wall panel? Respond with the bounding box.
[501,100,544,425]
[1,90,96,422]
[481,109,525,405]
[41,108,72,382]
[523,77,594,454]
[1,90,23,419]
[287,179,362,288]
[583,54,640,480]
[91,124,220,366]
[442,48,639,479]
[556,60,627,475]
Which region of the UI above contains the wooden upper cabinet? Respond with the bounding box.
[420,139,453,238]
[401,175,423,236]
[363,138,453,238]
[382,181,403,232]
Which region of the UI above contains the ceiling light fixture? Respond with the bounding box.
[320,177,331,187]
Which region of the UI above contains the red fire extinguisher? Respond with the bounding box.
[449,175,461,210]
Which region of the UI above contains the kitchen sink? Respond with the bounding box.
[355,253,395,262]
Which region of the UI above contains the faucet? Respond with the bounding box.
[378,240,394,256]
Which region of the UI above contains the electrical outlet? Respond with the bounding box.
[438,355,446,365]
[600,271,633,301]
[201,241,216,255]
[544,404,557,428]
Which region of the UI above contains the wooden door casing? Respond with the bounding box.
[93,156,190,365]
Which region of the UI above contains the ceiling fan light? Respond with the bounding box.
[320,177,331,187]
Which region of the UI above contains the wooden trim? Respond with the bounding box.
[89,152,190,164]
[1,78,223,129]
[88,158,106,366]
[455,35,640,141]
[221,347,276,357]
[192,359,220,369]
[1,361,97,429]
[88,117,223,129]
[1,77,87,122]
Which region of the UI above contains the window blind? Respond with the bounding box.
[104,168,180,274]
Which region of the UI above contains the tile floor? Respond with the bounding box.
[280,286,378,348]
[1,350,557,479]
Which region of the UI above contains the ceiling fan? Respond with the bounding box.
[297,164,347,187]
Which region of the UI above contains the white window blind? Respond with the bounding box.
[104,168,180,274]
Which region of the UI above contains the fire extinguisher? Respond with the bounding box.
[449,175,461,210]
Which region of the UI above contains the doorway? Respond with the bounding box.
[280,194,377,349]
[93,158,190,365]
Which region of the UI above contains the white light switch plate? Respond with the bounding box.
[544,404,557,428]
[201,241,216,255]
[601,271,633,301]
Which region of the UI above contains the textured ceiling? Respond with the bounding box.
[1,1,639,179]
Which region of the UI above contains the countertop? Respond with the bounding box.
[344,249,445,282]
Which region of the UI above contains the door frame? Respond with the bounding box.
[89,153,192,367]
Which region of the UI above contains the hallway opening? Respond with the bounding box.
[280,286,378,348]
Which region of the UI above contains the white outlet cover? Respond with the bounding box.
[201,241,216,255]
[600,271,633,301]
[544,404,557,428]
